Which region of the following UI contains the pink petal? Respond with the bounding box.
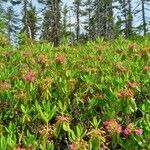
[135,128,143,135]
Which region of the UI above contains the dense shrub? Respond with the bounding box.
[0,38,150,150]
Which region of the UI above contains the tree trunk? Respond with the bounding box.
[127,0,132,36]
[106,0,114,39]
[23,0,29,36]
[76,1,80,42]
[52,0,60,46]
[141,0,146,35]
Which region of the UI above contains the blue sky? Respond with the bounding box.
[31,0,72,7]
[61,0,72,5]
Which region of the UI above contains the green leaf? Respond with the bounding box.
[69,130,76,141]
[63,122,70,132]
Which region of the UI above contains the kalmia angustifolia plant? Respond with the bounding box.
[0,36,150,149]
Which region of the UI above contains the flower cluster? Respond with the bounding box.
[123,123,134,137]
[22,51,33,58]
[84,67,97,74]
[69,143,75,150]
[69,139,88,150]
[40,77,53,90]
[144,66,150,71]
[103,119,122,134]
[87,128,105,143]
[38,54,48,64]
[127,81,140,89]
[135,128,143,135]
[115,62,128,73]
[123,123,143,137]
[0,81,11,93]
[38,124,54,138]
[118,89,134,99]
[55,55,66,64]
[14,90,28,101]
[24,70,36,82]
[16,146,25,150]
[56,114,71,124]
[19,67,29,74]
[128,43,137,51]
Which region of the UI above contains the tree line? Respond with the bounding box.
[0,0,150,46]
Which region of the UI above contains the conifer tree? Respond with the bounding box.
[0,0,8,33]
[83,0,94,40]
[137,0,150,35]
[26,2,37,39]
[62,4,69,38]
[92,0,114,38]
[10,0,31,37]
[118,0,133,37]
[38,0,61,46]
[5,6,20,42]
[72,0,82,42]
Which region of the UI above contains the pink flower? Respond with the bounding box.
[118,89,133,99]
[55,55,66,64]
[135,128,143,135]
[0,82,11,93]
[24,70,36,82]
[118,90,125,98]
[103,119,122,134]
[3,82,11,89]
[16,146,25,150]
[123,128,132,136]
[123,123,135,137]
[69,143,75,150]
[129,43,137,50]
[103,121,109,126]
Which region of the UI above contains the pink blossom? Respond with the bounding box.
[55,55,66,64]
[129,43,137,50]
[3,82,11,89]
[123,128,132,137]
[24,70,36,82]
[118,89,133,99]
[117,126,122,133]
[118,91,125,98]
[16,146,25,150]
[135,128,143,135]
[69,143,75,150]
[103,119,122,134]
[103,121,109,126]
[123,123,135,137]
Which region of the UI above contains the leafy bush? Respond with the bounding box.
[0,38,150,149]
